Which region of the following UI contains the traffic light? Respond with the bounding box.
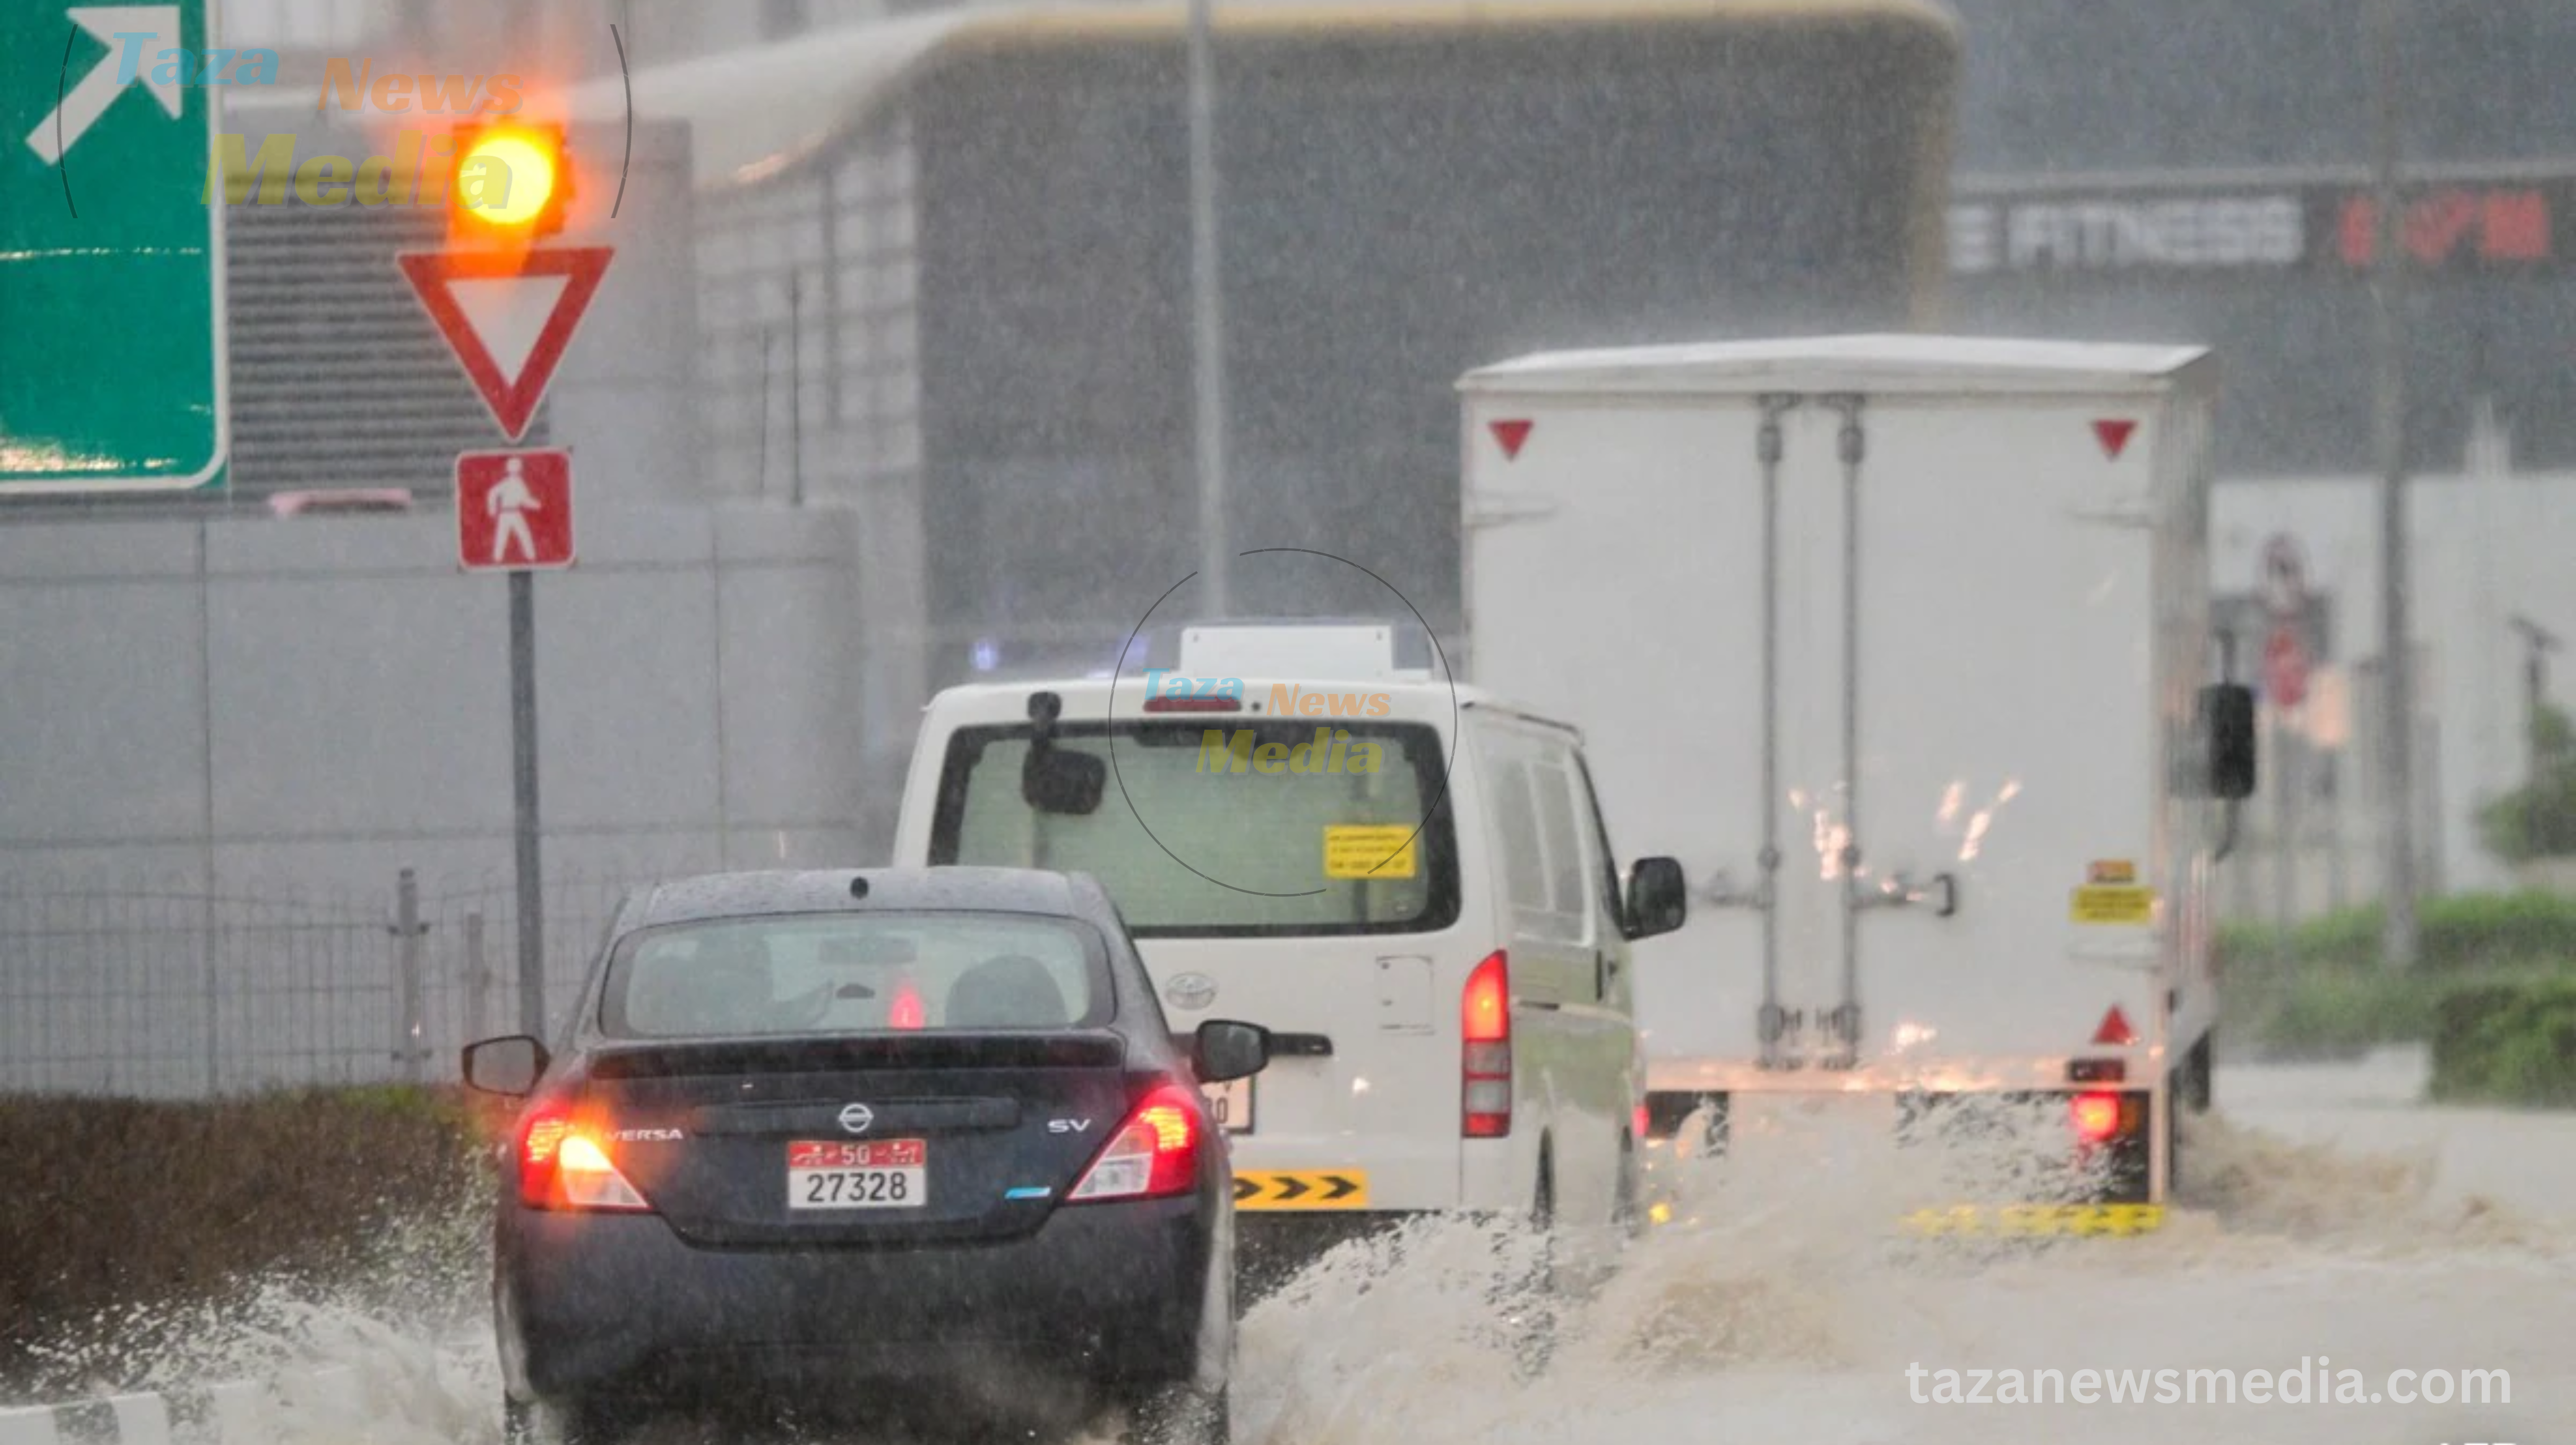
[448,121,568,247]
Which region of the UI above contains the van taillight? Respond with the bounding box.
[1143,696,1241,713]
[1463,951,1511,1138]
[519,1106,650,1212]
[1069,1084,1203,1202]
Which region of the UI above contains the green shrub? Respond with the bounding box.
[2217,890,2576,978]
[2222,968,2447,1058]
[2478,705,2576,863]
[2429,979,2576,1107]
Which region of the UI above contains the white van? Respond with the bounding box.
[889,623,1688,1274]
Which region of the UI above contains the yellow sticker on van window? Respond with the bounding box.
[2070,885,2156,925]
[1324,825,1417,880]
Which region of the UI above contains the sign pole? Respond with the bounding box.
[2368,0,2419,971]
[511,569,547,1037]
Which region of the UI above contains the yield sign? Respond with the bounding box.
[397,247,614,441]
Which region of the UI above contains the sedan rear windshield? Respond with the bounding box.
[599,912,1112,1039]
[926,720,1461,937]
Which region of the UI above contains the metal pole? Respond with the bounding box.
[2273,712,2296,959]
[788,273,805,509]
[465,910,490,1048]
[511,571,547,1036]
[2369,0,2418,971]
[394,867,426,1083]
[1187,0,1231,616]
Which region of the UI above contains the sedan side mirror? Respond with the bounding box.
[462,1035,548,1096]
[2198,682,2257,800]
[1624,857,1689,941]
[1193,1019,1270,1084]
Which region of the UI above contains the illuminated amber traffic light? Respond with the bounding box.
[448,121,568,245]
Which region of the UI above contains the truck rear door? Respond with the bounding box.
[1464,398,1774,1068]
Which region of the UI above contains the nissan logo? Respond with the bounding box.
[837,1103,875,1135]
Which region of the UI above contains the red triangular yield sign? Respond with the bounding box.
[398,247,615,442]
[1490,418,1534,460]
[2092,418,2138,460]
[2092,1005,2137,1047]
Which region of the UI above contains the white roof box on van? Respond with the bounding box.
[1175,620,1432,683]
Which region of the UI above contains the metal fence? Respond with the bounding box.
[0,870,638,1098]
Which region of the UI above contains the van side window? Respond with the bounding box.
[1530,758,1595,940]
[1489,754,1554,926]
[1572,753,1628,934]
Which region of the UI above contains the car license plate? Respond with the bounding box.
[1202,1077,1253,1134]
[787,1139,927,1210]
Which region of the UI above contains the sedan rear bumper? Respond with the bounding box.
[499,1195,1219,1404]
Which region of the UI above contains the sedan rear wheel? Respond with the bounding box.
[1123,1382,1230,1445]
[504,1397,633,1445]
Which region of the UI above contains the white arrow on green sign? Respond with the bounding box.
[2,2,227,493]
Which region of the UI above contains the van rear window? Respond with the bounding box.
[927,721,1461,937]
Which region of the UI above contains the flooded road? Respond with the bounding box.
[36,1050,2569,1445]
[1234,1046,2571,1445]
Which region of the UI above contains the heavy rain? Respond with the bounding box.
[3,2,2573,1443]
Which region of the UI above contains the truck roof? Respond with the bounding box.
[1459,333,2213,397]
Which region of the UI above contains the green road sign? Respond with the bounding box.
[1,2,227,493]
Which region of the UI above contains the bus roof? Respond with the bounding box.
[562,0,1959,192]
[1460,334,2215,397]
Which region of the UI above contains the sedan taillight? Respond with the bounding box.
[1068,1084,1202,1202]
[519,1106,650,1212]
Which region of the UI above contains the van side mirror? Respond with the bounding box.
[1624,857,1689,941]
[1193,1019,1270,1083]
[2199,683,2257,800]
[462,1035,548,1096]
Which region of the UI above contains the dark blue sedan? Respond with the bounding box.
[462,867,1269,1445]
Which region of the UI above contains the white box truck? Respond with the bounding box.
[1457,336,2256,1232]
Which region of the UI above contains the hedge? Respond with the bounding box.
[2217,890,2576,977]
[2429,980,2576,1107]
[0,1086,502,1398]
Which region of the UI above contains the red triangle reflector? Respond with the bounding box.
[1490,419,1534,460]
[2092,1006,2137,1047]
[2092,418,2138,460]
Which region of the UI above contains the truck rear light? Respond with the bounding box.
[1069,1083,1201,1202]
[2069,1091,2124,1145]
[1463,951,1511,1138]
[519,1107,650,1212]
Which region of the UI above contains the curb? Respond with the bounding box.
[0,1366,369,1445]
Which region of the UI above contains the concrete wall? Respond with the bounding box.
[0,501,885,895]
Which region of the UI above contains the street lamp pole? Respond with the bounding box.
[2368,0,2418,971]
[1187,0,1231,618]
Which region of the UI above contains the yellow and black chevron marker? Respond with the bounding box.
[1901,1202,2166,1238]
[1232,1170,1369,1210]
